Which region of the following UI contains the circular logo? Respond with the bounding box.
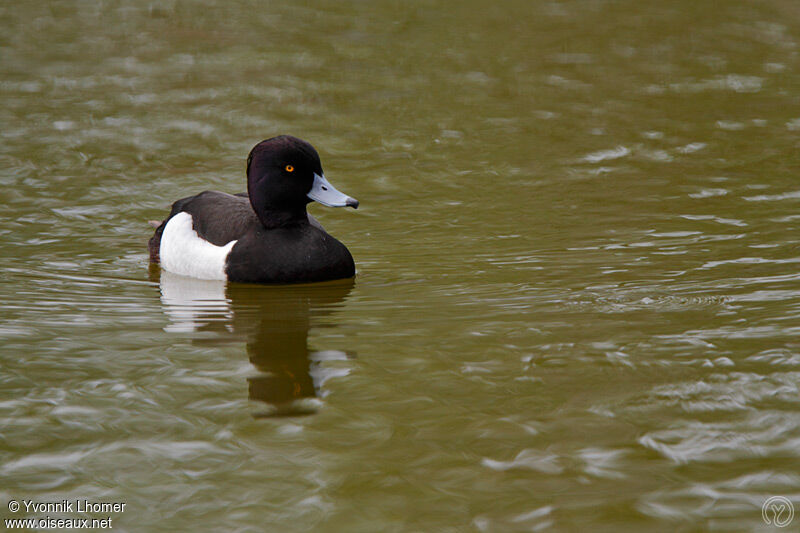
[8,500,20,513]
[763,496,794,528]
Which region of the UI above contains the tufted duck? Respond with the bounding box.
[148,136,358,283]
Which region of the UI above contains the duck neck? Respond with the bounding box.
[248,187,308,229]
[252,203,309,229]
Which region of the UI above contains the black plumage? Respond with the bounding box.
[148,136,357,283]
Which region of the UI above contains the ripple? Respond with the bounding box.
[638,473,800,525]
[744,190,800,201]
[482,449,564,474]
[689,188,728,199]
[700,256,800,269]
[582,145,630,163]
[676,142,707,154]
[666,74,764,93]
[579,447,628,479]
[680,214,747,227]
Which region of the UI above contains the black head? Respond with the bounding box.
[246,135,358,228]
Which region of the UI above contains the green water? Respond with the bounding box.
[2,1,800,531]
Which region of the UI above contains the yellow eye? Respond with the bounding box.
[285,165,294,173]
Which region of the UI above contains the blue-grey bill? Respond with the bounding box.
[308,173,359,209]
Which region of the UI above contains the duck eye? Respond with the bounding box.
[285,165,294,173]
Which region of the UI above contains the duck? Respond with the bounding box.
[148,135,359,283]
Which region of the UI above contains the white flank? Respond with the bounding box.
[159,211,237,281]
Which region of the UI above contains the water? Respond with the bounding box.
[2,0,800,530]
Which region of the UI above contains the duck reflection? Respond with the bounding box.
[155,268,354,417]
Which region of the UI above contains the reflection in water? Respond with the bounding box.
[156,269,354,417]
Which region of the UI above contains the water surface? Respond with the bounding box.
[2,1,800,530]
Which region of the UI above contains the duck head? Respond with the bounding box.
[246,135,358,227]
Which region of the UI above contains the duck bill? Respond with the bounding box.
[308,173,359,209]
